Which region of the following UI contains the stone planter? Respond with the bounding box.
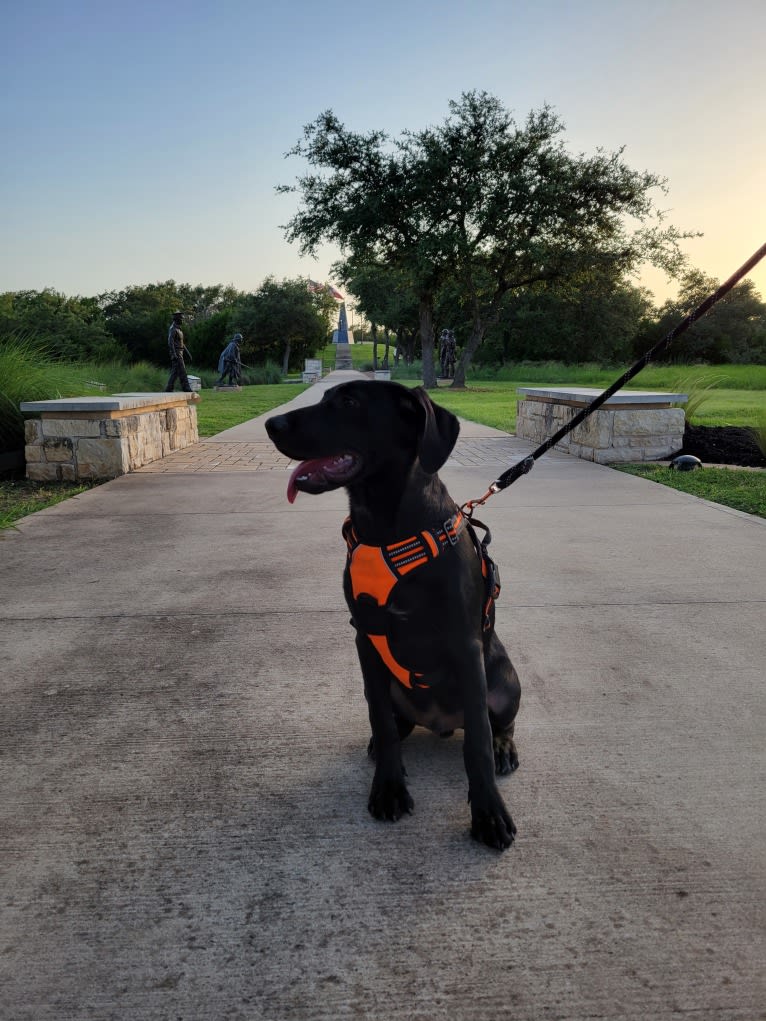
[516,387,688,464]
[21,392,199,481]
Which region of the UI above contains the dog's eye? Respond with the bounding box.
[341,395,360,409]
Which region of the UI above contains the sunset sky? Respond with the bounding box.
[2,0,765,306]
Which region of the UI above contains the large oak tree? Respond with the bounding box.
[280,91,692,387]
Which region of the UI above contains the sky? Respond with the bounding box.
[2,0,765,307]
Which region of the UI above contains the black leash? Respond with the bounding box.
[463,242,766,515]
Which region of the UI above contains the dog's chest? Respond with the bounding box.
[344,544,479,676]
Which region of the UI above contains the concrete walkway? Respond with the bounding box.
[1,371,764,1020]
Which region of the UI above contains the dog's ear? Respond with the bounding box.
[411,387,460,474]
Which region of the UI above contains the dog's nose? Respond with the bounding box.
[265,414,289,437]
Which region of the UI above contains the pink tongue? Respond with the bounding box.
[287,458,329,504]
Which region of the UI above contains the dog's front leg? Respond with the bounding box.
[460,638,516,851]
[356,634,414,822]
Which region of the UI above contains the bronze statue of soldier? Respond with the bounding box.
[439,329,457,379]
[165,311,193,393]
[216,333,243,386]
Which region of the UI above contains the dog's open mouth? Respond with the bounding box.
[287,453,361,503]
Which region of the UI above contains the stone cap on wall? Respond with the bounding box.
[20,392,198,414]
[516,386,688,407]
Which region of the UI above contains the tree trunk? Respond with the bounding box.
[451,315,485,388]
[282,338,292,376]
[419,297,437,389]
[383,328,390,369]
[371,323,378,370]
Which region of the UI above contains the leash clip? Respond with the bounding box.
[461,483,500,519]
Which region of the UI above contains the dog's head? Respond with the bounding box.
[266,381,460,503]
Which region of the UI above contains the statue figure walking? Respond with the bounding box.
[216,333,243,386]
[164,311,193,393]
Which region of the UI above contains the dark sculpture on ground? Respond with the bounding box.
[439,329,456,379]
[216,334,243,386]
[165,312,193,393]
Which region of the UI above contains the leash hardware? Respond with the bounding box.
[461,483,500,519]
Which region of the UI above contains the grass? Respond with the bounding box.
[749,417,766,458]
[0,479,96,531]
[426,382,520,431]
[0,335,90,451]
[195,383,309,436]
[320,341,377,370]
[3,345,764,527]
[615,464,766,519]
[422,377,763,431]
[0,380,304,531]
[478,361,766,390]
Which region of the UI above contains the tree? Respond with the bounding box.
[280,91,693,387]
[232,277,336,373]
[640,269,766,363]
[0,288,117,361]
[472,271,654,366]
[280,114,450,386]
[98,281,241,363]
[333,259,420,367]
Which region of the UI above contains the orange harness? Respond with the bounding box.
[342,511,500,690]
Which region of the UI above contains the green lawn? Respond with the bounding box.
[324,346,765,430]
[615,464,766,519]
[0,480,96,531]
[423,379,763,432]
[195,383,309,436]
[3,355,764,528]
[320,341,377,370]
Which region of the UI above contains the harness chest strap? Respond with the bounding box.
[342,511,500,689]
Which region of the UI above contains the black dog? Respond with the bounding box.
[266,381,520,850]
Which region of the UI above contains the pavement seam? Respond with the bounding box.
[3,596,765,622]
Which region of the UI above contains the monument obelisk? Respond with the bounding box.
[333,302,353,369]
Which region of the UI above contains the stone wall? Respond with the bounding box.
[516,399,685,464]
[24,403,198,481]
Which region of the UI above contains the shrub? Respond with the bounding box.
[242,361,283,385]
[391,359,423,380]
[76,359,167,393]
[0,335,86,452]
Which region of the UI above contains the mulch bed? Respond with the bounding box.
[679,424,765,468]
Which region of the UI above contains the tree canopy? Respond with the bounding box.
[639,270,766,363]
[0,288,118,361]
[231,277,337,373]
[0,279,336,373]
[98,281,242,363]
[280,90,694,385]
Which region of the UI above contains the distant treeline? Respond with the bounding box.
[0,277,337,373]
[1,267,765,370]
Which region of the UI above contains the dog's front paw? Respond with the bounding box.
[368,775,414,822]
[469,790,516,851]
[493,733,519,775]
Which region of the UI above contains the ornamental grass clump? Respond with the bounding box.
[0,335,85,452]
[671,373,729,422]
[748,415,766,459]
[75,359,166,393]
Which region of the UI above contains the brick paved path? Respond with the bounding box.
[136,435,539,473]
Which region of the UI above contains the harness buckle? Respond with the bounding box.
[443,516,460,546]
